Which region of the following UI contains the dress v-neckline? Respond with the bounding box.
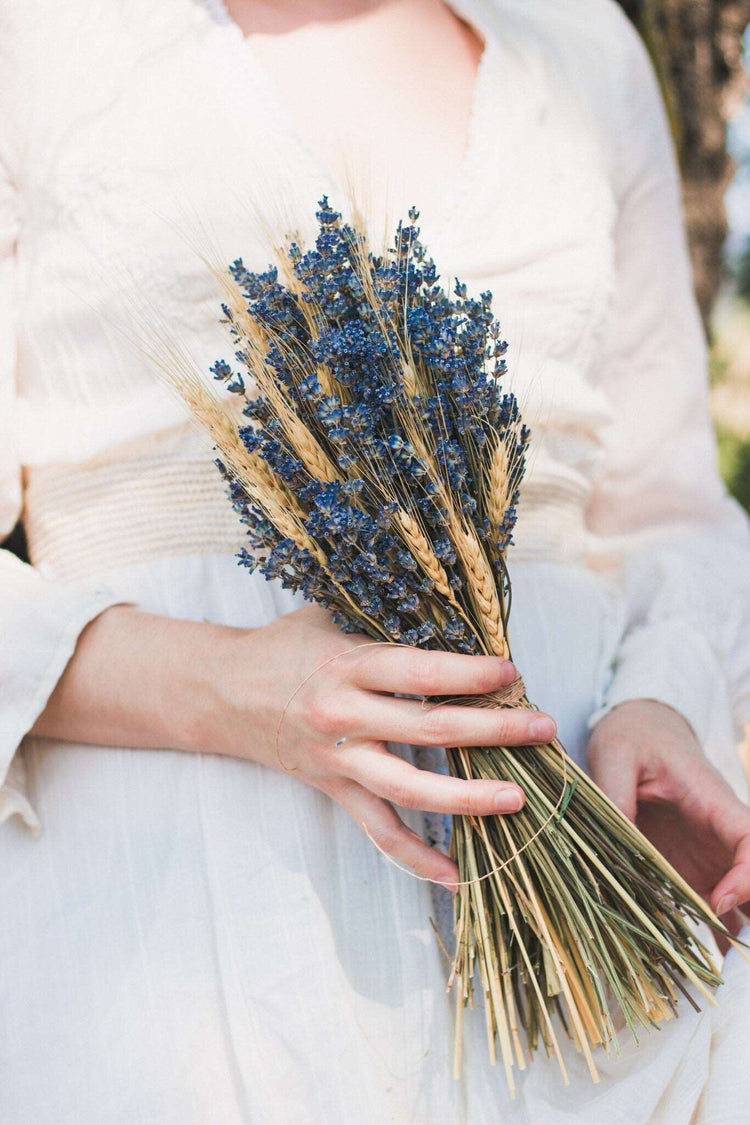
[194,0,499,228]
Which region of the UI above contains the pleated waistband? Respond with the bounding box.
[24,454,592,583]
[25,455,245,582]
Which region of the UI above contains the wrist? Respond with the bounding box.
[596,698,699,742]
[170,618,256,755]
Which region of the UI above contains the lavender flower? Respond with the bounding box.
[211,198,528,659]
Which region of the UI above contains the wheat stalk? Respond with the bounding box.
[453,523,508,658]
[486,435,513,531]
[395,508,456,602]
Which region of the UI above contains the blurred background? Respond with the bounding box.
[617,0,750,512]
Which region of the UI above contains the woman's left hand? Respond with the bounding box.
[587,699,750,938]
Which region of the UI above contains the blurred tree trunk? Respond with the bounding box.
[616,0,750,330]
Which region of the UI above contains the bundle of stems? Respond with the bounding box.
[158,199,742,1092]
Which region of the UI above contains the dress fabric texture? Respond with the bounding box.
[1,0,750,1121]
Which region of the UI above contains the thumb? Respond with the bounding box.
[587,743,639,822]
[709,832,750,920]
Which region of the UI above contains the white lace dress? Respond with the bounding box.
[1,1,750,1121]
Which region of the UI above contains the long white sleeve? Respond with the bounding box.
[0,155,122,835]
[585,13,750,773]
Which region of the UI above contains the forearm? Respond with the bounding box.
[30,605,245,753]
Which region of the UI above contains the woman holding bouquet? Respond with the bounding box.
[1,0,749,1120]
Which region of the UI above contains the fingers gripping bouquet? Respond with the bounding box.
[163,199,738,1091]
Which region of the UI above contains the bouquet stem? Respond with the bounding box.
[444,690,735,1090]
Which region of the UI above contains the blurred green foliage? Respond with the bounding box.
[717,423,750,511]
[712,292,750,514]
[737,238,750,305]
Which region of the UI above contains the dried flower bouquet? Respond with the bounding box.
[158,199,740,1093]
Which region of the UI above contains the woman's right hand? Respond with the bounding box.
[204,605,557,887]
[35,602,557,888]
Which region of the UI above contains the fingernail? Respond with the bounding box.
[439,877,460,895]
[529,717,556,741]
[499,660,517,684]
[716,893,737,916]
[495,788,523,813]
